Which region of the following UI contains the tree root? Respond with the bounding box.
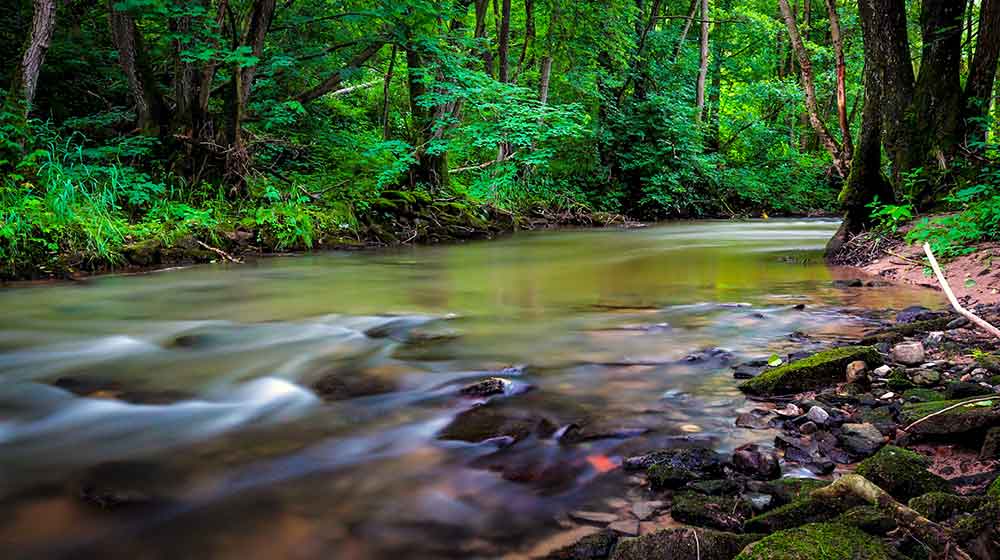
[812,474,971,560]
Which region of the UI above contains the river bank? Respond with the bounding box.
[515,283,1000,559]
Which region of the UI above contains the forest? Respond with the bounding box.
[2,0,997,278]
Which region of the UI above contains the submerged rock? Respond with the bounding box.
[734,522,892,560]
[738,346,881,396]
[743,487,864,533]
[854,446,948,501]
[610,528,759,560]
[437,403,545,444]
[459,377,512,397]
[76,461,177,510]
[312,372,396,401]
[543,528,617,560]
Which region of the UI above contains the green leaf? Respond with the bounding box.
[767,354,783,367]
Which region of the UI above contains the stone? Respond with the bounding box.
[845,361,868,384]
[627,448,725,490]
[735,410,772,430]
[610,528,759,560]
[911,369,941,386]
[924,331,946,348]
[879,391,896,400]
[891,342,926,366]
[732,443,781,480]
[738,346,882,396]
[630,501,663,521]
[872,364,893,377]
[542,528,617,560]
[833,279,864,288]
[854,446,948,501]
[743,492,773,512]
[459,377,512,397]
[735,522,892,560]
[312,372,396,401]
[670,493,750,532]
[799,421,818,434]
[896,306,936,324]
[835,506,896,535]
[981,427,1000,459]
[608,520,640,536]
[947,317,970,329]
[900,398,1000,437]
[943,381,994,400]
[837,423,884,458]
[743,491,864,533]
[437,403,544,444]
[806,406,830,425]
[908,492,986,522]
[568,511,619,524]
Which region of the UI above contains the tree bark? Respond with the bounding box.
[964,0,1000,144]
[497,0,511,83]
[778,0,845,174]
[5,0,57,120]
[108,0,167,134]
[239,0,277,106]
[695,0,709,120]
[825,0,852,159]
[406,47,449,191]
[382,44,398,140]
[672,0,698,62]
[539,56,553,104]
[474,0,493,76]
[513,0,534,80]
[297,42,385,103]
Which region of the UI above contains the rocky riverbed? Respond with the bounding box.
[496,302,1000,560]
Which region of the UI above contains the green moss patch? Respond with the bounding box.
[834,506,896,536]
[734,522,892,560]
[899,398,1000,436]
[743,489,863,533]
[908,492,985,522]
[860,318,954,346]
[902,388,946,402]
[988,476,1000,498]
[738,346,882,396]
[855,446,948,501]
[610,528,760,560]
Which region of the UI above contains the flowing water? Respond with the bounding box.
[0,220,941,558]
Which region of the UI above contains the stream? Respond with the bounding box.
[0,220,942,558]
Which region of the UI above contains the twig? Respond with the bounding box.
[924,243,1000,339]
[689,528,701,560]
[196,240,242,263]
[902,396,998,433]
[886,250,924,267]
[450,152,518,174]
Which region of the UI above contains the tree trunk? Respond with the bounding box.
[382,44,398,140]
[539,56,553,105]
[474,0,493,76]
[239,0,277,107]
[778,0,844,174]
[964,0,1000,145]
[497,0,511,83]
[826,0,852,159]
[297,42,385,103]
[406,47,449,191]
[513,0,534,80]
[706,23,723,151]
[108,0,167,134]
[5,0,57,121]
[672,0,698,62]
[695,0,709,120]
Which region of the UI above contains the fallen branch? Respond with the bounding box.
[196,240,242,263]
[812,474,971,560]
[902,395,997,433]
[330,80,380,96]
[450,152,518,174]
[923,243,1000,339]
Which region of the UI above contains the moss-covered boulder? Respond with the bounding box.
[634,448,725,490]
[671,492,751,532]
[899,398,1000,437]
[902,388,946,403]
[733,523,892,560]
[544,529,618,560]
[739,347,882,396]
[988,476,1000,498]
[908,492,985,522]
[860,317,954,346]
[743,489,864,533]
[834,506,896,536]
[610,528,759,560]
[854,446,948,501]
[758,477,829,507]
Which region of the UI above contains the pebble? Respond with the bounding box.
[924,331,945,348]
[800,421,818,434]
[879,392,896,400]
[873,364,893,377]
[806,406,830,425]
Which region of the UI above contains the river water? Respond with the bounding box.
[0,220,940,558]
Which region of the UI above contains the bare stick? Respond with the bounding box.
[923,243,1000,339]
[196,240,242,263]
[902,395,998,433]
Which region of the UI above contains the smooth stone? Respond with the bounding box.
[459,377,512,397]
[873,365,893,377]
[569,511,619,525]
[732,443,781,480]
[631,501,663,521]
[806,406,830,425]
[892,342,926,366]
[846,361,868,384]
[799,421,818,434]
[838,423,885,457]
[911,369,941,386]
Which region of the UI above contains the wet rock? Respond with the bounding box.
[743,491,864,533]
[624,446,723,472]
[854,406,899,437]
[981,427,1000,459]
[833,279,864,288]
[738,346,882,396]
[735,409,772,430]
[742,492,773,512]
[610,528,759,560]
[608,520,640,536]
[896,306,939,324]
[837,423,884,458]
[908,492,986,522]
[911,369,940,386]
[845,360,868,385]
[670,492,750,532]
[861,317,955,345]
[943,381,995,400]
[948,317,970,329]
[834,506,896,535]
[892,342,926,366]
[312,372,396,401]
[543,528,617,560]
[569,511,619,525]
[799,421,818,434]
[630,501,663,521]
[685,347,735,364]
[899,398,1000,437]
[641,448,726,490]
[806,406,830,425]
[76,461,176,509]
[731,444,780,480]
[758,478,829,507]
[53,377,190,404]
[855,446,948,501]
[686,479,744,496]
[872,364,893,377]
[437,403,544,444]
[734,522,892,560]
[459,377,512,397]
[924,331,946,348]
[732,360,768,380]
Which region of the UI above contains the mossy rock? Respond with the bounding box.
[610,528,760,560]
[834,506,896,536]
[738,346,882,396]
[908,492,985,522]
[899,398,1000,436]
[860,317,954,346]
[760,478,830,507]
[854,446,948,501]
[733,522,892,560]
[671,492,751,532]
[743,489,864,533]
[988,476,1000,499]
[902,388,946,403]
[544,529,618,560]
[952,498,1000,543]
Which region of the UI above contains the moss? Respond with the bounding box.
[908,492,985,522]
[610,528,760,560]
[670,492,751,532]
[899,398,1000,436]
[834,506,896,535]
[902,388,946,402]
[738,346,882,396]
[952,498,1000,542]
[761,478,830,507]
[743,490,864,533]
[734,522,892,560]
[545,529,617,560]
[886,369,916,392]
[854,446,948,501]
[988,476,1000,499]
[860,318,954,346]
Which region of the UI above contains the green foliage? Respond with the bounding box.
[866,196,914,233]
